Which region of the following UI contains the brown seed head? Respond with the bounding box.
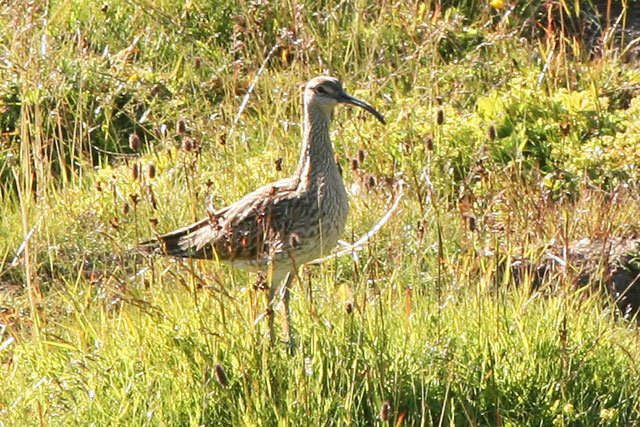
[366,174,377,189]
[436,109,444,125]
[150,84,165,97]
[379,400,392,421]
[488,125,497,141]
[182,136,194,152]
[132,162,139,180]
[467,215,477,232]
[214,364,229,388]
[177,119,187,134]
[345,302,354,314]
[254,272,268,291]
[358,148,366,163]
[128,133,141,151]
[110,217,120,229]
[148,163,156,179]
[351,158,359,171]
[425,136,433,151]
[275,157,283,172]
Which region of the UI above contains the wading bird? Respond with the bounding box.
[140,76,385,349]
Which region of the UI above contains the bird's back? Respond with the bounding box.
[140,169,348,271]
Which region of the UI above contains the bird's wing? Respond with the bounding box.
[143,177,302,262]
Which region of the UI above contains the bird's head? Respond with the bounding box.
[304,76,385,125]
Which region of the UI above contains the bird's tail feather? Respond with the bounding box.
[138,218,215,259]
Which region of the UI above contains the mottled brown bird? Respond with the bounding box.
[140,76,385,348]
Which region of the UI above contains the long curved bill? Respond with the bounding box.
[339,93,386,125]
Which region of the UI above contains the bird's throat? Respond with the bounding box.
[296,108,338,190]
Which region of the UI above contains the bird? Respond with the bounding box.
[139,76,385,349]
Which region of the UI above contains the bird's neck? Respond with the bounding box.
[295,106,339,186]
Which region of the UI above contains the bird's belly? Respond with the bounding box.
[227,178,349,273]
[303,180,349,259]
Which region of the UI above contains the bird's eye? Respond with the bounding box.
[316,86,327,94]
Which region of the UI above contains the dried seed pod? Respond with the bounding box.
[131,162,139,180]
[149,217,159,228]
[150,84,165,97]
[425,136,433,151]
[357,148,366,163]
[254,272,268,291]
[350,158,359,171]
[153,126,162,139]
[345,302,354,314]
[436,96,443,106]
[275,157,283,172]
[147,163,156,179]
[379,400,391,421]
[129,193,140,206]
[182,136,194,152]
[101,4,108,13]
[366,174,377,189]
[560,121,570,137]
[488,125,497,141]
[110,217,120,229]
[194,57,202,69]
[436,109,444,125]
[467,215,477,232]
[219,133,227,146]
[123,202,130,215]
[128,133,141,151]
[214,364,229,388]
[177,119,187,134]
[96,181,103,192]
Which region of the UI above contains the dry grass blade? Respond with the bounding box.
[229,43,281,147]
[10,216,43,267]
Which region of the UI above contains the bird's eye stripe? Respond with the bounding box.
[316,86,326,94]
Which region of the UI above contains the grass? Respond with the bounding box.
[2,0,640,425]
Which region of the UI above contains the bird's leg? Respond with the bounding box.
[280,272,296,352]
[266,269,285,346]
[267,279,277,346]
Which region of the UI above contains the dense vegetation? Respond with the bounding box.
[1,0,640,425]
